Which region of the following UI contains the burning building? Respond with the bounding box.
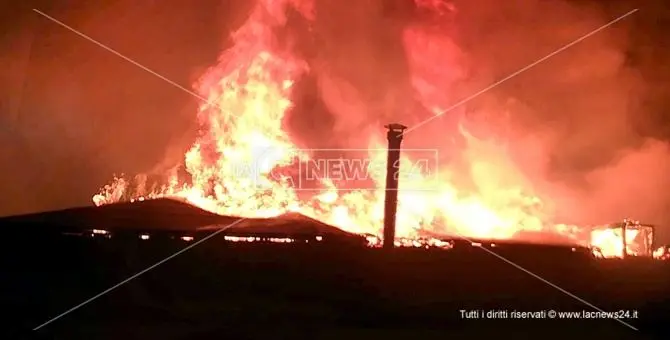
[87,0,664,260]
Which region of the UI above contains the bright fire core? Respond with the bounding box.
[92,0,641,258]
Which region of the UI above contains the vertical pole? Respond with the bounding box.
[621,220,628,259]
[383,124,407,249]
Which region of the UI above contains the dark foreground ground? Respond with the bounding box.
[2,232,669,340]
[1,199,668,339]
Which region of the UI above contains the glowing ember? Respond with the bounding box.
[91,0,647,258]
[224,236,295,243]
[653,246,669,260]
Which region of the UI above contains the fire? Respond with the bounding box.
[589,221,656,258]
[591,229,640,258]
[92,0,647,257]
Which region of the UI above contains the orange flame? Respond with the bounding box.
[92,0,645,257]
[591,229,640,258]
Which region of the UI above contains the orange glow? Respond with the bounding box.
[591,229,640,258]
[590,221,655,258]
[91,0,649,259]
[653,246,669,260]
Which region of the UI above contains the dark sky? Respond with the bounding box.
[0,0,247,214]
[1,0,670,225]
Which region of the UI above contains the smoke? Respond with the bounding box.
[449,0,670,241]
[278,0,670,241]
[283,0,425,149]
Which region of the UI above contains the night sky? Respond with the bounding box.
[1,0,235,214]
[1,0,670,237]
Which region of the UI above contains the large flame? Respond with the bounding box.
[93,0,645,256]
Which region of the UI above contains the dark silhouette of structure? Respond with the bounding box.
[2,198,670,338]
[383,123,407,249]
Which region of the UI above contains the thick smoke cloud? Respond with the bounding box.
[281,0,670,241]
[0,0,231,215]
[283,0,418,149]
[450,0,670,241]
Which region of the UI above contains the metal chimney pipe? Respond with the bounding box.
[383,123,408,249]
